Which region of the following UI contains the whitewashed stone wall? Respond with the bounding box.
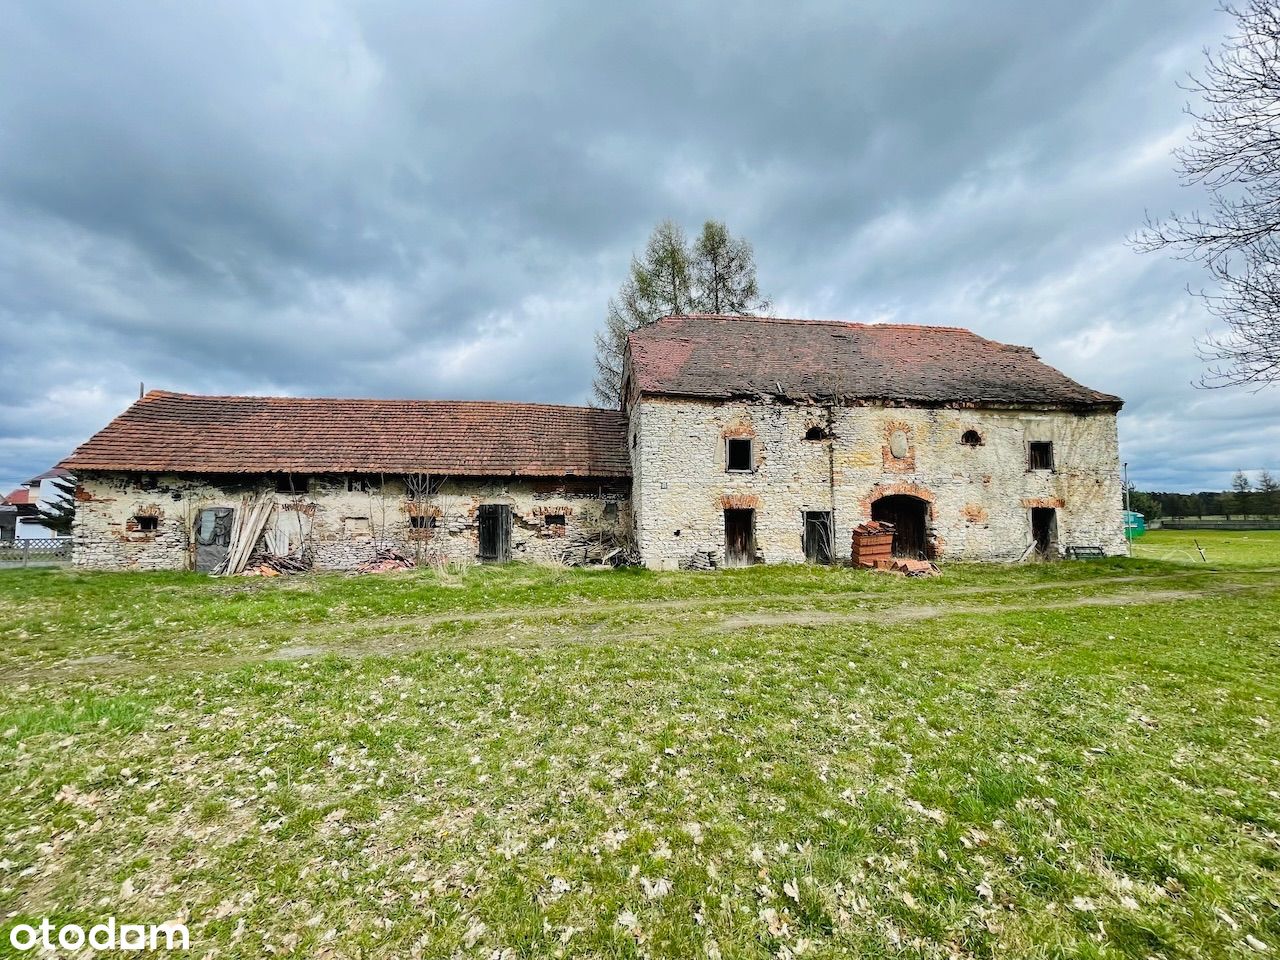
[629,397,1126,569]
[72,472,629,571]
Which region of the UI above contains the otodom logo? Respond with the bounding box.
[7,917,189,952]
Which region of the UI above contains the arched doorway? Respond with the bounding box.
[870,495,929,558]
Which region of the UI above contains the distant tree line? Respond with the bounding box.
[1129,470,1279,518]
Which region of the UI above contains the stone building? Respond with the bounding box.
[62,315,1125,571]
[623,315,1126,568]
[63,395,630,571]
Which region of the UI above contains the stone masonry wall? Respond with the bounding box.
[630,397,1126,569]
[72,472,630,571]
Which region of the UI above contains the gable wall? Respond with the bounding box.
[631,396,1125,568]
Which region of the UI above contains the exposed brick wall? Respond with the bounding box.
[630,397,1126,569]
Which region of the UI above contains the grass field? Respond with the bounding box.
[0,531,1277,958]
[1131,528,1280,568]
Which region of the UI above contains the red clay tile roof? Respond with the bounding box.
[627,315,1122,410]
[2,489,30,506]
[62,392,631,478]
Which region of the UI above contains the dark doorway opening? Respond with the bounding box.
[478,504,512,562]
[870,495,928,558]
[194,507,234,572]
[1031,507,1057,557]
[803,511,833,564]
[724,509,756,566]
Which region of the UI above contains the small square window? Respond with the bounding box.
[134,515,158,532]
[726,437,753,472]
[544,513,567,528]
[276,475,309,494]
[1028,441,1054,471]
[347,476,374,493]
[409,515,436,529]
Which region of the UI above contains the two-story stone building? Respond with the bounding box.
[623,315,1126,568]
[62,315,1125,570]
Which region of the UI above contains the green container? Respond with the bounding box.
[1123,510,1146,537]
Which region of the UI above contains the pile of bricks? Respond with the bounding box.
[851,520,895,567]
[851,520,940,576]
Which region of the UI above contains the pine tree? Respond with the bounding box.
[691,220,770,315]
[592,219,768,408]
[35,476,76,536]
[591,220,692,408]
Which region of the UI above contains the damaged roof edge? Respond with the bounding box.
[633,388,1123,413]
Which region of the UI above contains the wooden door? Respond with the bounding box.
[803,511,833,564]
[478,504,511,562]
[724,508,755,566]
[1031,507,1057,557]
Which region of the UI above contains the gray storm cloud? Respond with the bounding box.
[1,1,1276,493]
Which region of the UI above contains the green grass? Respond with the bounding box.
[0,540,1277,958]
[1131,527,1280,568]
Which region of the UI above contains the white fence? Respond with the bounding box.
[0,538,72,565]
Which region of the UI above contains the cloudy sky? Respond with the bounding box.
[2,1,1277,494]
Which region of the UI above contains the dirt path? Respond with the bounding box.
[717,586,1227,630]
[8,567,1274,683]
[163,566,1273,647]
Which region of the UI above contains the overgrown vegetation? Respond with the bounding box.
[0,530,1276,958]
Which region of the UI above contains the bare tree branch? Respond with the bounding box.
[1134,1,1280,387]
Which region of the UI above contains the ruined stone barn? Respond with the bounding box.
[622,315,1126,567]
[63,314,1126,570]
[62,396,631,571]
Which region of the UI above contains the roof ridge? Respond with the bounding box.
[655,314,980,335]
[141,391,616,415]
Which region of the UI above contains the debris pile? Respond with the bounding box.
[851,520,940,576]
[681,549,718,571]
[242,554,311,577]
[214,496,276,576]
[353,548,417,573]
[556,532,640,567]
[874,557,940,577]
